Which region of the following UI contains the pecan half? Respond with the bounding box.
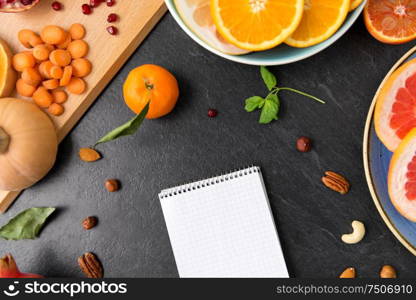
[78,252,103,278]
[321,171,350,194]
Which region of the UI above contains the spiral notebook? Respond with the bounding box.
[159,166,288,278]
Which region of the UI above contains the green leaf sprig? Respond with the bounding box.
[245,66,325,124]
[0,207,55,240]
[95,101,150,146]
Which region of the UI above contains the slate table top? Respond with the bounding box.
[3,13,416,278]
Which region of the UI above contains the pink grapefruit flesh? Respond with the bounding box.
[389,128,416,222]
[375,59,416,152]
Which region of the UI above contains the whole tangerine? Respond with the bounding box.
[123,64,179,119]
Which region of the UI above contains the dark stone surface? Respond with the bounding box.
[3,13,416,278]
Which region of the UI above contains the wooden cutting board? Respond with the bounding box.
[0,0,167,212]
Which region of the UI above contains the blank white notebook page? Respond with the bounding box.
[159,166,288,278]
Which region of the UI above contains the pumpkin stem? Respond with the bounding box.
[0,127,10,153]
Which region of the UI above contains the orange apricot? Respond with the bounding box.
[42,79,59,90]
[52,89,68,104]
[45,44,55,52]
[48,103,65,116]
[21,67,42,86]
[38,61,54,78]
[57,33,72,49]
[17,30,41,47]
[18,29,37,48]
[60,66,72,86]
[16,79,37,97]
[49,49,72,66]
[71,58,92,77]
[50,65,63,79]
[33,44,51,61]
[67,40,89,59]
[12,52,36,72]
[69,23,86,40]
[40,25,67,45]
[29,34,43,47]
[32,86,54,108]
[67,77,86,94]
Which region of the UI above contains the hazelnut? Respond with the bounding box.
[296,136,312,152]
[82,216,97,230]
[105,179,120,192]
[380,265,397,278]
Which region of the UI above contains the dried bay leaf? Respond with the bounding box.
[0,207,56,240]
[95,102,150,146]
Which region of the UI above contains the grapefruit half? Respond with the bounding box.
[388,128,416,222]
[374,59,416,152]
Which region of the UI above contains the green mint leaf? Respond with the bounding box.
[0,207,55,240]
[259,94,280,124]
[95,102,150,146]
[245,96,265,112]
[260,66,277,91]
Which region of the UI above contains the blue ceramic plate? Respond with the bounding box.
[165,0,366,66]
[364,47,416,255]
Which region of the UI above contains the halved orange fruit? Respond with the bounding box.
[374,59,416,152]
[388,128,416,222]
[210,0,304,51]
[285,0,350,48]
[0,38,16,98]
[364,0,416,44]
[174,0,249,55]
[349,0,364,12]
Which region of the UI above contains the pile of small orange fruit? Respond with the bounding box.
[12,24,92,116]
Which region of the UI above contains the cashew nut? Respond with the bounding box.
[341,220,365,244]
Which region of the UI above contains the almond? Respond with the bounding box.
[79,147,101,162]
[339,267,356,278]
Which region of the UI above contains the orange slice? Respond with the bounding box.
[174,0,249,55]
[0,38,16,98]
[349,0,364,12]
[364,0,416,44]
[285,0,350,48]
[210,0,304,51]
[374,59,416,152]
[388,128,416,222]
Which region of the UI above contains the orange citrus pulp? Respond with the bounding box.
[364,0,416,44]
[210,0,304,51]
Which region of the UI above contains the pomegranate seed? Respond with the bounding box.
[21,0,33,5]
[207,109,218,118]
[89,0,101,7]
[51,1,62,10]
[81,3,92,14]
[106,0,115,7]
[106,26,118,35]
[107,13,118,22]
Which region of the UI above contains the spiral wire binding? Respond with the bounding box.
[159,166,260,199]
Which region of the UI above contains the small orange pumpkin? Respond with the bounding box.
[0,98,57,191]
